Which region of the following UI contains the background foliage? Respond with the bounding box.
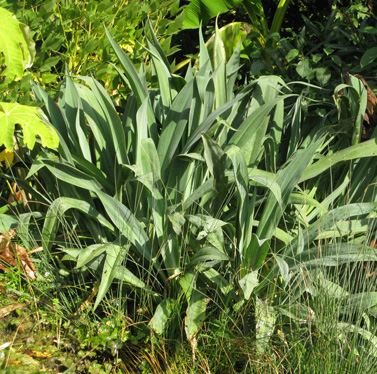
[0,0,181,103]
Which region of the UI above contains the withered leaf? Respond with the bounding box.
[0,229,36,279]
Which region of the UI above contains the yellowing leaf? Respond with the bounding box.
[0,102,59,150]
[0,148,14,167]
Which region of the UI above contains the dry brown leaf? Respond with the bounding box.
[0,303,27,318]
[0,229,36,279]
[7,183,29,212]
[354,74,377,127]
[23,349,51,359]
[74,282,99,315]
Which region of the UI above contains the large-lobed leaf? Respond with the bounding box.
[0,7,35,86]
[0,102,59,150]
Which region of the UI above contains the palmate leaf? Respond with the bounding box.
[0,102,59,150]
[0,7,35,86]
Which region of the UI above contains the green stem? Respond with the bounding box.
[270,0,292,34]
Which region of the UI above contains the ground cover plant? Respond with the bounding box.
[1,1,377,373]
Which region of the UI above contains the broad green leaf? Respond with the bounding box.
[77,76,127,165]
[113,265,151,291]
[286,49,299,62]
[185,288,206,344]
[186,214,227,252]
[183,179,214,210]
[105,28,147,105]
[0,102,59,150]
[270,0,292,34]
[274,255,290,283]
[135,138,165,244]
[249,174,281,205]
[76,243,110,269]
[181,0,241,29]
[149,299,176,335]
[341,292,377,316]
[144,30,173,115]
[189,246,230,265]
[168,212,186,236]
[15,212,43,250]
[158,78,195,180]
[206,22,250,61]
[71,154,114,193]
[317,276,349,298]
[239,271,259,299]
[201,267,234,296]
[244,233,270,270]
[31,82,71,150]
[182,90,250,153]
[160,236,181,276]
[296,59,312,79]
[360,47,377,68]
[199,26,212,70]
[212,21,227,108]
[140,137,161,182]
[180,272,195,302]
[289,192,327,215]
[73,82,116,173]
[228,94,293,165]
[0,7,35,85]
[0,214,18,233]
[314,219,369,239]
[315,67,331,85]
[106,28,158,142]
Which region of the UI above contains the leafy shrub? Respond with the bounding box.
[0,0,181,103]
